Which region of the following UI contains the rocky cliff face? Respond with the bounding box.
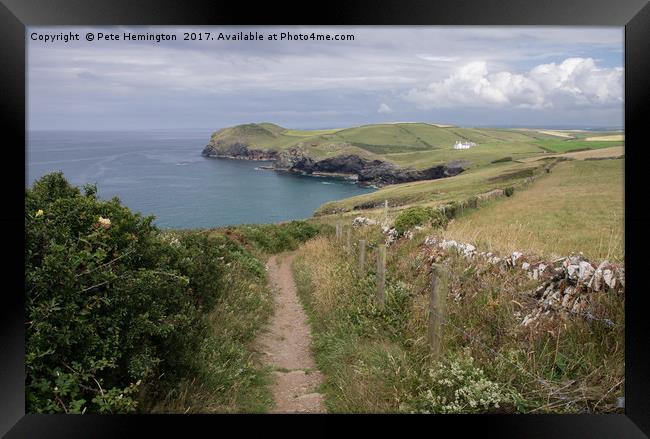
[275,148,465,186]
[202,141,278,161]
[202,142,464,186]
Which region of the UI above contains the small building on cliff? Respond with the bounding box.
[453,140,476,150]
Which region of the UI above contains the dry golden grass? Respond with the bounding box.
[294,236,352,316]
[536,130,574,138]
[444,159,624,262]
[517,146,624,163]
[585,134,624,142]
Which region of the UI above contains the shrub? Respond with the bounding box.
[407,349,519,414]
[394,207,430,235]
[504,186,515,197]
[239,221,326,254]
[440,202,459,220]
[26,173,326,414]
[394,206,452,235]
[25,173,226,413]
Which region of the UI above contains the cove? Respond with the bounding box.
[27,130,376,229]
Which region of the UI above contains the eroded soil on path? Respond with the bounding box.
[256,253,326,413]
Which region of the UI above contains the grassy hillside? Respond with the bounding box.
[203,122,625,415]
[299,157,624,413]
[208,123,624,170]
[443,158,624,262]
[534,139,623,153]
[315,159,548,215]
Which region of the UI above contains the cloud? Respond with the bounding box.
[377,103,393,113]
[27,26,623,129]
[404,58,622,110]
[417,55,458,62]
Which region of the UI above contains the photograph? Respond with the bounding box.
[1,0,648,435]
[23,25,626,415]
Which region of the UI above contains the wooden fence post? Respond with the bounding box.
[335,221,341,242]
[358,239,366,272]
[346,227,351,253]
[376,244,386,306]
[383,200,388,222]
[428,263,448,362]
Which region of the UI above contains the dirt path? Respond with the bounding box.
[256,252,326,413]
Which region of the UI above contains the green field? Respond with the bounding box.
[209,123,624,170]
[316,159,546,215]
[444,158,624,261]
[208,123,624,171]
[534,139,623,153]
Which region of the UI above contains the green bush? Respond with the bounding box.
[394,207,431,235]
[26,172,327,414]
[394,206,449,235]
[25,173,229,413]
[440,202,459,220]
[504,186,515,197]
[239,221,326,254]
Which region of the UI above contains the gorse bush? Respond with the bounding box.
[26,173,215,413]
[394,206,449,235]
[26,172,318,414]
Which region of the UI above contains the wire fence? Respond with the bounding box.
[333,222,625,412]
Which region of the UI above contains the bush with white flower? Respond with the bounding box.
[407,349,519,413]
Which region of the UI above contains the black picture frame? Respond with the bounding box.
[1,0,648,436]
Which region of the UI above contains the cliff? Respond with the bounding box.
[202,135,465,187]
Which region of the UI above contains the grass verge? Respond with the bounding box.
[293,224,624,413]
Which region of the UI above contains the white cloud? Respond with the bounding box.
[404,58,622,110]
[377,103,393,113]
[27,26,624,129]
[417,55,458,62]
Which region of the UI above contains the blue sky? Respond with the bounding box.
[27,26,624,131]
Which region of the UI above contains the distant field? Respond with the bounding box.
[585,134,624,142]
[535,130,574,138]
[210,122,624,171]
[283,128,343,137]
[518,145,624,163]
[315,160,546,215]
[384,141,545,170]
[534,139,623,153]
[443,158,624,261]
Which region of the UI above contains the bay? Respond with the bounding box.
[27,130,375,229]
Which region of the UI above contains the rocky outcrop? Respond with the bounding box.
[352,216,378,227]
[202,141,278,161]
[203,141,465,187]
[274,147,464,186]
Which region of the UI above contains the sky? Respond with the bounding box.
[27,26,624,131]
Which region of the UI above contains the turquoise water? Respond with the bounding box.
[27,130,375,229]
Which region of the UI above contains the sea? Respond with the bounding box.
[26,130,375,229]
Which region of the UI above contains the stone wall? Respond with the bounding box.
[422,236,624,329]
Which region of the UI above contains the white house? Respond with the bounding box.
[453,140,476,150]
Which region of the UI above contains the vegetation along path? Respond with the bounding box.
[256,252,326,413]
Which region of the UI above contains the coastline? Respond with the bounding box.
[202,142,465,188]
